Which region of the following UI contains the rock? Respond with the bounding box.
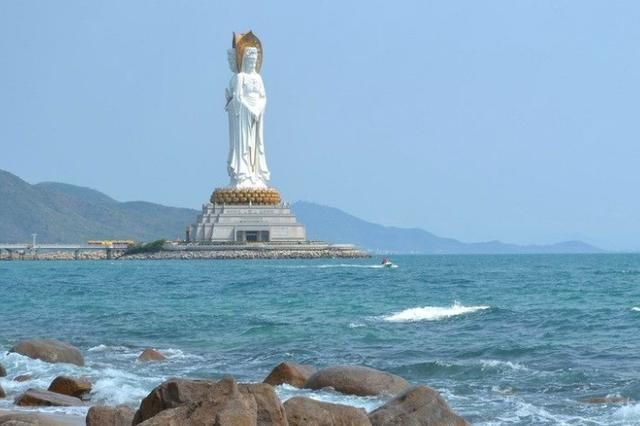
[86,405,135,426]
[0,384,5,399]
[13,374,32,382]
[0,413,38,425]
[581,395,632,404]
[133,377,286,426]
[48,376,92,399]
[133,378,222,424]
[9,339,84,366]
[0,412,82,425]
[135,377,258,425]
[138,399,258,426]
[137,348,167,362]
[304,365,410,396]
[14,388,83,407]
[283,396,371,426]
[133,377,244,424]
[0,363,6,377]
[263,362,317,388]
[368,385,469,426]
[239,383,287,425]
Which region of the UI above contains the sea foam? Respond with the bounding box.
[383,302,490,322]
[632,307,640,312]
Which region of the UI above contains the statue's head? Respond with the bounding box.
[227,48,237,73]
[241,47,259,73]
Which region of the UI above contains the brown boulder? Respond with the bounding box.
[14,388,83,407]
[283,396,371,426]
[138,399,258,426]
[0,412,83,426]
[48,376,92,399]
[0,363,6,377]
[9,339,84,366]
[133,377,286,426]
[133,377,242,424]
[304,366,409,396]
[264,362,317,388]
[86,405,135,426]
[239,383,288,425]
[137,348,167,362]
[135,377,259,426]
[0,384,5,398]
[368,385,469,426]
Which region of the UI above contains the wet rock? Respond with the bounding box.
[86,405,135,426]
[9,339,84,366]
[581,395,632,404]
[48,376,92,399]
[239,382,287,425]
[137,348,167,362]
[0,363,6,377]
[0,384,5,399]
[134,377,258,425]
[368,385,469,426]
[263,362,317,388]
[13,374,32,382]
[284,396,371,426]
[14,388,83,407]
[304,365,410,396]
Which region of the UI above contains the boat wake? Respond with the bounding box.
[383,302,490,322]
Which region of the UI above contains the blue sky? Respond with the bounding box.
[1,1,639,250]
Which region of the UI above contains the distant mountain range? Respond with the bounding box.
[0,169,602,253]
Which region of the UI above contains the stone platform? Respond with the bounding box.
[190,203,306,243]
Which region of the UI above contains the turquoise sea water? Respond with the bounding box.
[1,254,640,424]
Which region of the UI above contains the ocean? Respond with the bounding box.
[1,254,639,425]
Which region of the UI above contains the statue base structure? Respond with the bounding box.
[189,188,306,243]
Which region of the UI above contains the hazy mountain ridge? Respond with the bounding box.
[291,201,603,254]
[0,169,602,253]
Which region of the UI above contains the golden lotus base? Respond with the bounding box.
[211,187,281,205]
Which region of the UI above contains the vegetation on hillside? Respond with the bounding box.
[124,239,167,255]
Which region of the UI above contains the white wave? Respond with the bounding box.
[318,264,395,269]
[88,344,130,352]
[614,403,640,423]
[91,367,160,406]
[348,322,365,328]
[275,384,386,413]
[632,307,640,312]
[383,302,490,322]
[162,348,205,361]
[480,360,528,372]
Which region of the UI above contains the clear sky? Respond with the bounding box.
[1,1,639,250]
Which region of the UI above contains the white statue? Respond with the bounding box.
[225,44,270,189]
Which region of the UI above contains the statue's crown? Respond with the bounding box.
[232,31,263,73]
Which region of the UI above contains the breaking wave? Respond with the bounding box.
[383,302,490,322]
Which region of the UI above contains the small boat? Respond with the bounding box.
[381,257,394,268]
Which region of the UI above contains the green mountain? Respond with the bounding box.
[0,169,603,253]
[0,169,196,243]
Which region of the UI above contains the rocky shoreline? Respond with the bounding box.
[120,248,370,260]
[0,244,370,261]
[0,339,468,425]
